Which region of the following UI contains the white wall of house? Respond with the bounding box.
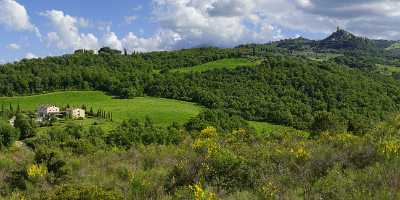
[68,108,85,119]
[38,105,60,117]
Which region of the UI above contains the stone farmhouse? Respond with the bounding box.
[36,105,86,122]
[38,105,60,118]
[66,108,86,119]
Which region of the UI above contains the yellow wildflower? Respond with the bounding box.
[200,127,218,139]
[381,139,400,157]
[260,181,280,199]
[189,183,218,200]
[27,164,47,178]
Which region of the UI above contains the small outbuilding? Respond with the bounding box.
[9,116,16,127]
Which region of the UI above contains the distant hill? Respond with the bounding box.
[315,28,374,50]
[271,28,397,53]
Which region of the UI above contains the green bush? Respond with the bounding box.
[41,184,124,200]
[0,121,19,148]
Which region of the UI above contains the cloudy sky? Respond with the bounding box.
[1,0,400,63]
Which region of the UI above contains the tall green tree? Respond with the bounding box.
[14,113,36,140]
[0,121,19,148]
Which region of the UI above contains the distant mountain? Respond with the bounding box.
[271,28,397,52]
[323,28,358,42]
[315,28,375,51]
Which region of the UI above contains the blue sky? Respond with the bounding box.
[1,0,400,63]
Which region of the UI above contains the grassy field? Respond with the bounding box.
[376,64,400,76]
[294,51,342,61]
[0,91,307,135]
[386,42,400,50]
[249,121,309,137]
[172,58,259,73]
[0,91,202,127]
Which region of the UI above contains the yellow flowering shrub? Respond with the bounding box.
[259,181,280,199]
[27,164,47,178]
[8,192,26,200]
[189,183,218,200]
[289,142,310,160]
[200,127,218,139]
[380,139,400,157]
[192,139,219,156]
[192,127,220,157]
[292,146,310,160]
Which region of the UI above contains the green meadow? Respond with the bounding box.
[0,91,304,134]
[386,42,400,50]
[376,64,400,76]
[249,121,309,137]
[172,58,258,73]
[0,91,202,127]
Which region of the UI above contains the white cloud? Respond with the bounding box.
[102,32,123,50]
[207,0,256,17]
[288,0,400,39]
[151,0,283,48]
[78,17,90,28]
[7,43,20,50]
[41,10,99,50]
[25,52,37,59]
[122,30,182,52]
[0,0,40,36]
[124,16,137,25]
[147,0,400,46]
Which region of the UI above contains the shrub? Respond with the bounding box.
[14,113,36,140]
[311,111,346,134]
[0,121,19,148]
[43,184,124,200]
[185,109,252,134]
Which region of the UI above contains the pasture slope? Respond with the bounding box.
[0,90,305,134]
[249,121,309,137]
[0,91,202,127]
[172,58,258,73]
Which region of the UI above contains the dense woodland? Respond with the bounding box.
[1,29,400,199]
[147,56,400,132]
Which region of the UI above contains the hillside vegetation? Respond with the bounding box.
[172,58,258,73]
[148,56,400,131]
